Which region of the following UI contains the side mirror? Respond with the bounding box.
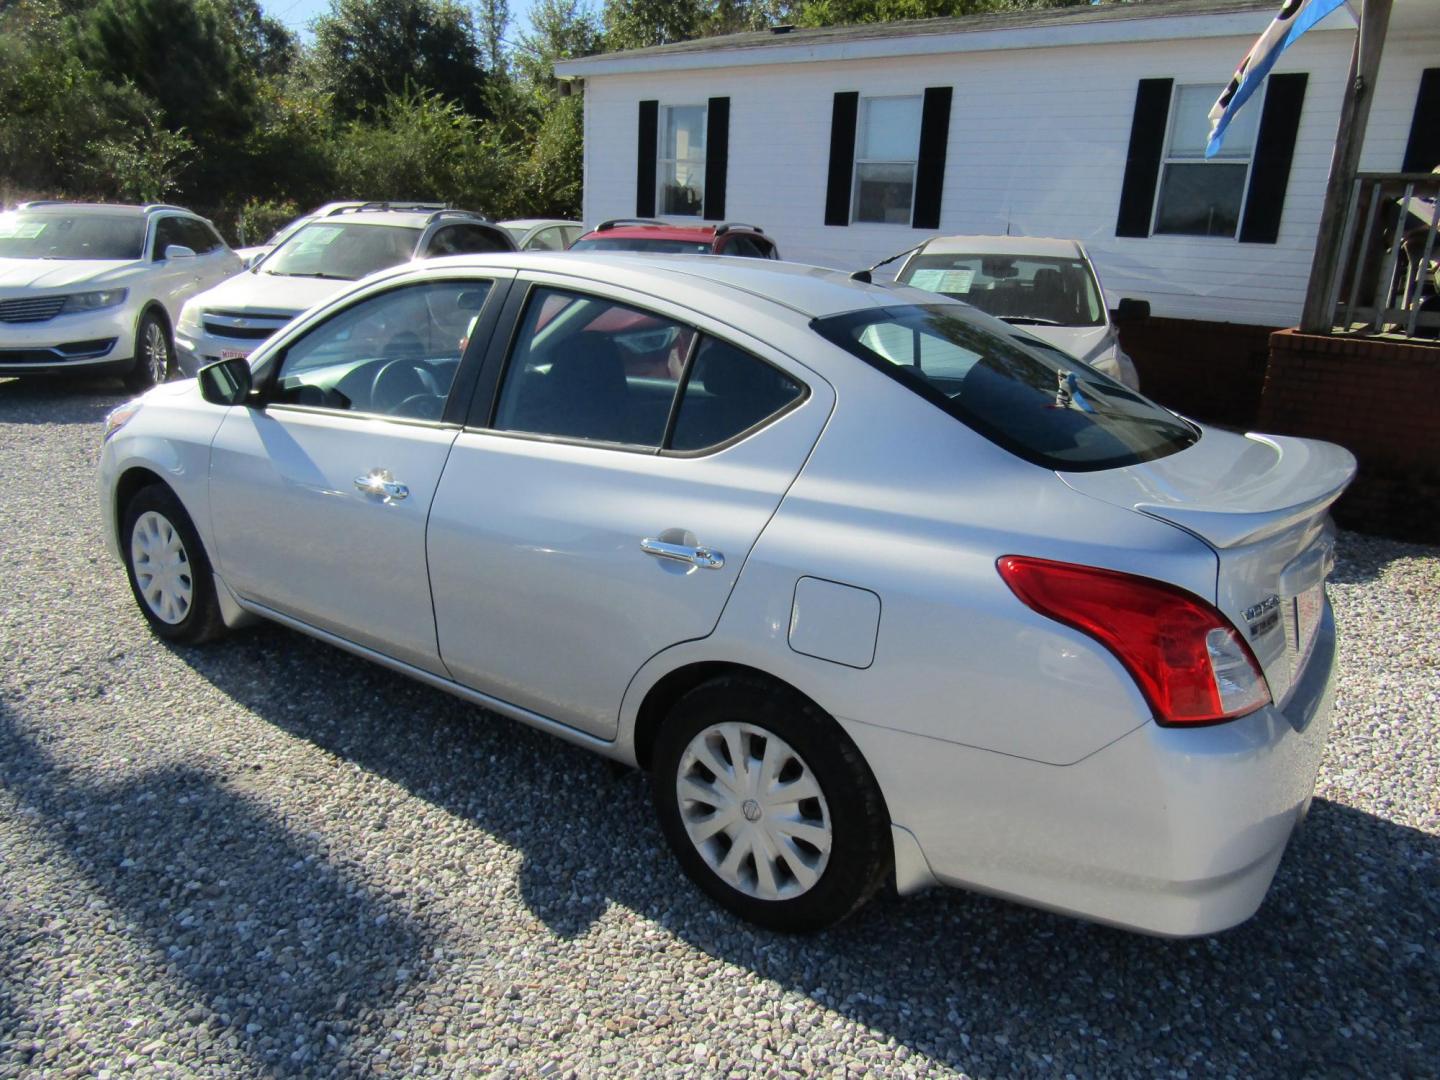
[198,356,252,406]
[1113,297,1151,324]
[164,244,197,261]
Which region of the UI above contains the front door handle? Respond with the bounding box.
[354,470,409,503]
[641,537,725,570]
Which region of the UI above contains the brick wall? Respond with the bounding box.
[1258,330,1440,543]
[1118,317,1277,428]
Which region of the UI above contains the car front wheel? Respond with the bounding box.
[121,485,226,645]
[124,310,173,393]
[652,674,890,932]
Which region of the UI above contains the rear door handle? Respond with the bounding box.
[641,537,725,570]
[354,470,409,502]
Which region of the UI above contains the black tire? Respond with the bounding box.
[120,484,227,645]
[124,309,173,393]
[652,674,891,932]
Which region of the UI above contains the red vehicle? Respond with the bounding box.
[570,219,780,259]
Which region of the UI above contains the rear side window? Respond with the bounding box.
[812,304,1196,471]
[670,339,803,451]
[489,287,804,452]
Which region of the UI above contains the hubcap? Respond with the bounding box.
[676,722,832,901]
[144,321,168,383]
[130,511,192,624]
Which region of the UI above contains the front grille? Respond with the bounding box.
[201,309,295,341]
[203,321,277,340]
[0,296,67,323]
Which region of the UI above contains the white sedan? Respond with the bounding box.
[894,234,1145,390]
[99,253,1353,936]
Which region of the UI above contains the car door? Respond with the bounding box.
[182,217,240,290]
[426,278,832,739]
[207,271,511,673]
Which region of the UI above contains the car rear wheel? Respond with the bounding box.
[652,674,890,932]
[124,311,173,393]
[121,485,226,645]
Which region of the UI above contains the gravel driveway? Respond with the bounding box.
[1,378,1436,1078]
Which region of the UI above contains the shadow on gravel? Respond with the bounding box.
[173,624,1440,1077]
[0,378,129,426]
[0,705,433,1076]
[1329,528,1440,585]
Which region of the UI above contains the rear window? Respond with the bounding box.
[812,304,1196,471]
[571,237,712,255]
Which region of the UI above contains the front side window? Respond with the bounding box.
[900,254,1105,327]
[271,280,491,420]
[0,211,145,261]
[1154,83,1261,238]
[813,304,1197,471]
[490,286,804,452]
[262,222,423,281]
[153,217,186,260]
[853,96,922,224]
[659,105,706,217]
[177,217,221,254]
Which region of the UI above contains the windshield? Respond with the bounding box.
[571,237,711,255]
[0,212,145,261]
[263,214,315,247]
[899,253,1105,327]
[812,304,1196,471]
[261,222,422,280]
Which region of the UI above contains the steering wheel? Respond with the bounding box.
[370,359,440,416]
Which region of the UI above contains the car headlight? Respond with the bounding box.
[103,401,142,442]
[61,289,128,314]
[177,302,203,337]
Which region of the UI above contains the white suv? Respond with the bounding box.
[0,202,240,391]
[175,205,516,376]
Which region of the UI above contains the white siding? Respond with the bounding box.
[580,27,1438,326]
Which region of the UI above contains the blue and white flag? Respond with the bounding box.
[1206,0,1348,158]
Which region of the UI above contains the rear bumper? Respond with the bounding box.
[847,602,1338,936]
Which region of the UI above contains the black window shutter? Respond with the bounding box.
[636,100,658,218]
[1402,68,1440,173]
[825,92,860,227]
[912,87,952,230]
[1115,78,1173,238]
[703,97,729,220]
[1239,73,1308,245]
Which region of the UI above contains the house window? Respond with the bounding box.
[659,105,706,217]
[852,95,922,224]
[1153,83,1262,238]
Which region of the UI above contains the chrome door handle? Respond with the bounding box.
[641,537,725,570]
[354,470,409,502]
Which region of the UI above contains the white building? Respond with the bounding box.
[557,0,1439,329]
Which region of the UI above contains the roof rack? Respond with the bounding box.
[140,204,189,214]
[336,201,451,215]
[423,209,496,226]
[713,222,764,235]
[15,199,70,209]
[596,218,665,231]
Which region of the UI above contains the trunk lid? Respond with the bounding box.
[1060,427,1356,706]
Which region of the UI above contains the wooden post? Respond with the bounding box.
[1299,0,1393,333]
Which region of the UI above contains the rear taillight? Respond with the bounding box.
[997,555,1270,726]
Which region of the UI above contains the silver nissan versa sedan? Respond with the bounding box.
[98,254,1355,936]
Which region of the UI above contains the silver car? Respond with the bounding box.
[99,254,1354,936]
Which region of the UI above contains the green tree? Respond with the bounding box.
[602,0,702,50]
[477,0,510,75]
[515,0,602,89]
[311,0,491,120]
[795,0,1087,28]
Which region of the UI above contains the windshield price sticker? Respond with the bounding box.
[908,268,975,295]
[0,220,47,239]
